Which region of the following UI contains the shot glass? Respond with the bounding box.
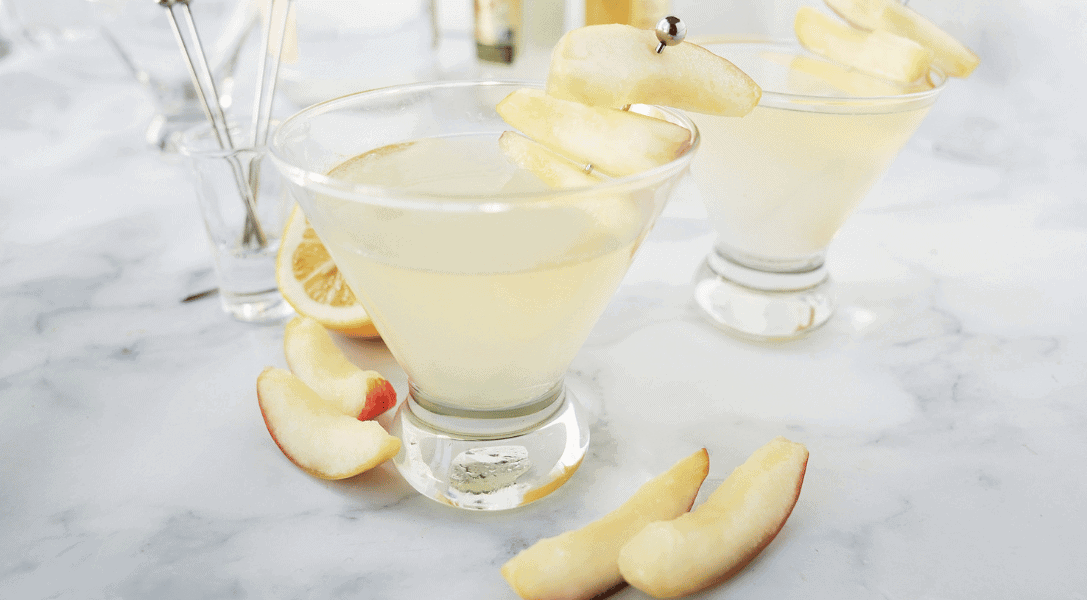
[179,121,294,323]
[690,39,946,341]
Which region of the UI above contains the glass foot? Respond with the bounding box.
[220,288,294,324]
[693,251,835,341]
[390,386,589,510]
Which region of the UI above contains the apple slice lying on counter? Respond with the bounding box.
[546,24,761,117]
[824,0,979,78]
[256,367,401,480]
[496,88,692,178]
[795,6,933,84]
[617,437,808,598]
[283,316,397,421]
[502,448,709,600]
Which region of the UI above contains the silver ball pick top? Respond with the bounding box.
[655,16,686,53]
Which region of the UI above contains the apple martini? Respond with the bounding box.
[270,81,699,510]
[689,38,947,340]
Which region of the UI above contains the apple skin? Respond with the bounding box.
[617,437,809,599]
[502,449,709,600]
[256,367,400,480]
[283,316,397,421]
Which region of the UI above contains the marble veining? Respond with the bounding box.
[3,2,1087,599]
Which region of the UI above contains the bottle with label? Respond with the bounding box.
[585,0,669,28]
[475,0,522,64]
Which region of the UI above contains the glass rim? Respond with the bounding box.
[692,36,947,109]
[176,118,279,158]
[268,79,701,213]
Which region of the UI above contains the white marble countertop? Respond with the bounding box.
[3,4,1086,598]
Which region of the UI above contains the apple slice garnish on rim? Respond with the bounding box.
[256,367,400,480]
[546,23,761,117]
[824,0,979,78]
[496,88,692,179]
[795,6,933,84]
[502,449,710,600]
[498,131,603,189]
[283,316,397,421]
[618,436,809,598]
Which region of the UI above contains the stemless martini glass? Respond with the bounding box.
[690,39,945,341]
[270,81,699,510]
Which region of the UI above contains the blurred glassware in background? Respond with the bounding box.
[0,1,13,61]
[277,0,438,108]
[90,0,257,152]
[2,0,99,49]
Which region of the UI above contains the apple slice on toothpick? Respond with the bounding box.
[283,316,397,420]
[824,0,979,78]
[795,6,933,84]
[502,449,709,600]
[498,131,603,189]
[546,24,761,117]
[618,437,809,599]
[496,88,692,178]
[256,367,400,480]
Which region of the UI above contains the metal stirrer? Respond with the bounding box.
[160,0,267,249]
[243,0,290,217]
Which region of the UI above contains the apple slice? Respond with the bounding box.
[283,316,397,421]
[502,449,710,600]
[795,6,933,84]
[498,131,603,189]
[824,0,979,78]
[762,51,930,96]
[256,367,400,480]
[496,88,692,178]
[618,437,809,598]
[546,24,761,117]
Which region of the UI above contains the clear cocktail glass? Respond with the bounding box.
[270,81,699,510]
[690,39,945,341]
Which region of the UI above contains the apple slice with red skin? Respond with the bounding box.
[283,316,396,421]
[256,367,400,480]
[617,437,809,598]
[502,449,709,600]
[496,88,692,178]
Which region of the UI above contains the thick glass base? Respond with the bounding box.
[390,385,589,511]
[221,288,294,324]
[693,249,835,341]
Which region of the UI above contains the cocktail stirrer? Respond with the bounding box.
[160,0,267,249]
[243,0,290,216]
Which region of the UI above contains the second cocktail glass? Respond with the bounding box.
[690,39,945,341]
[270,81,699,510]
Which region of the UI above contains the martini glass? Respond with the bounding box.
[690,39,945,341]
[270,81,699,510]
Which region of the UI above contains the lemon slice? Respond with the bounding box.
[275,206,379,338]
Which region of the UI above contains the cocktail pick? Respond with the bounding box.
[655,16,687,53]
[594,16,686,173]
[160,0,267,249]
